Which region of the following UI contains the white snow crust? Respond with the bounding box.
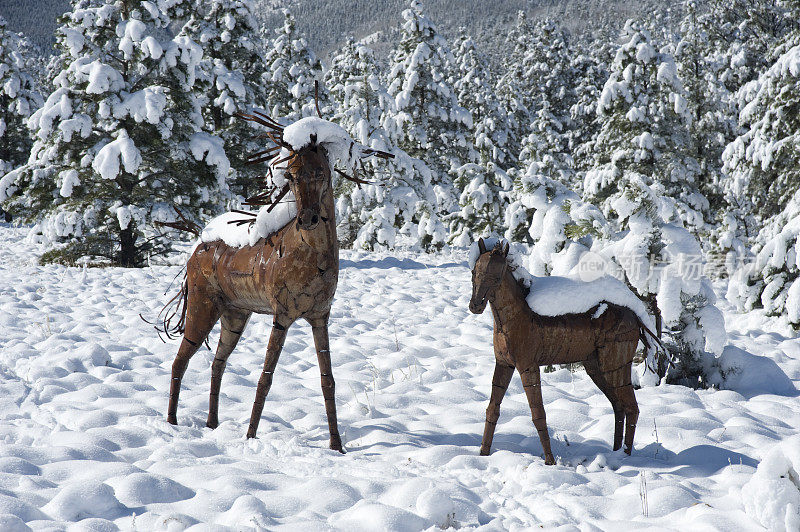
[0,227,797,530]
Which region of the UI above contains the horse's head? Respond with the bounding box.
[469,238,510,314]
[284,138,331,232]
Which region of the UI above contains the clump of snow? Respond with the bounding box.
[469,237,654,329]
[92,130,141,180]
[709,345,796,396]
[198,200,298,249]
[189,132,230,182]
[742,435,800,531]
[282,116,365,173]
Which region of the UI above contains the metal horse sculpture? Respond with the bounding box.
[469,239,658,464]
[163,111,391,451]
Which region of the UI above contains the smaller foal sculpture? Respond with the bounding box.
[469,239,660,464]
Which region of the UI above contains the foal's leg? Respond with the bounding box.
[168,280,220,425]
[246,317,291,439]
[206,309,251,429]
[584,354,624,451]
[308,315,343,452]
[600,346,638,454]
[480,362,514,455]
[520,366,556,465]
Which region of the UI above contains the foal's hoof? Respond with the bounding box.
[624,446,632,456]
[544,454,556,466]
[206,419,219,430]
[479,447,490,456]
[167,415,177,425]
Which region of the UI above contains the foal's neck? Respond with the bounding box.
[490,267,530,331]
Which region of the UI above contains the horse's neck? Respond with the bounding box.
[285,187,338,258]
[490,268,531,331]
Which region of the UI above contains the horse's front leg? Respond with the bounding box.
[246,317,291,439]
[480,362,514,455]
[520,365,556,465]
[309,314,343,452]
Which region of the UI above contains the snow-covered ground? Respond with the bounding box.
[0,224,798,531]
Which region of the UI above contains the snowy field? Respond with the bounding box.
[0,224,798,531]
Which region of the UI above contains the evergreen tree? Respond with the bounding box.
[722,29,800,229]
[727,189,800,331]
[180,0,268,200]
[383,0,473,198]
[569,36,612,175]
[598,173,727,385]
[447,30,512,246]
[584,20,708,233]
[325,38,441,250]
[517,19,577,186]
[0,17,42,205]
[675,0,733,218]
[0,0,229,266]
[260,9,325,123]
[495,10,532,164]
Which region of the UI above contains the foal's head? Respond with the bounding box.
[284,139,331,231]
[469,238,510,314]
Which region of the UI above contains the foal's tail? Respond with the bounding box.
[637,318,677,371]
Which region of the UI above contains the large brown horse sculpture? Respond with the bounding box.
[164,112,390,451]
[469,239,659,464]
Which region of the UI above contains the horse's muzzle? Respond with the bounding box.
[298,208,320,230]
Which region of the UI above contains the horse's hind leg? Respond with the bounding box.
[167,278,220,425]
[480,362,514,456]
[613,360,639,454]
[207,309,251,429]
[584,355,624,451]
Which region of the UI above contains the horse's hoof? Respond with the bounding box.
[246,430,257,439]
[479,448,490,456]
[330,438,344,453]
[167,415,177,425]
[544,454,556,465]
[206,420,218,429]
[624,446,632,455]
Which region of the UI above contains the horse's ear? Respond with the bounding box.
[502,242,509,257]
[478,238,487,254]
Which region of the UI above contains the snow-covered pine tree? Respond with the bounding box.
[451,31,508,167]
[180,0,268,200]
[725,14,800,329]
[727,189,800,331]
[0,0,229,266]
[495,10,532,165]
[0,16,42,218]
[517,19,577,187]
[569,36,612,176]
[598,173,727,385]
[584,19,708,233]
[675,0,734,219]
[447,30,512,246]
[325,38,441,250]
[383,0,473,202]
[260,9,325,123]
[722,27,800,229]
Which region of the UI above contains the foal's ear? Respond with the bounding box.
[478,238,487,254]
[501,242,509,257]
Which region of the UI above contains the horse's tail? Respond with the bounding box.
[140,268,189,342]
